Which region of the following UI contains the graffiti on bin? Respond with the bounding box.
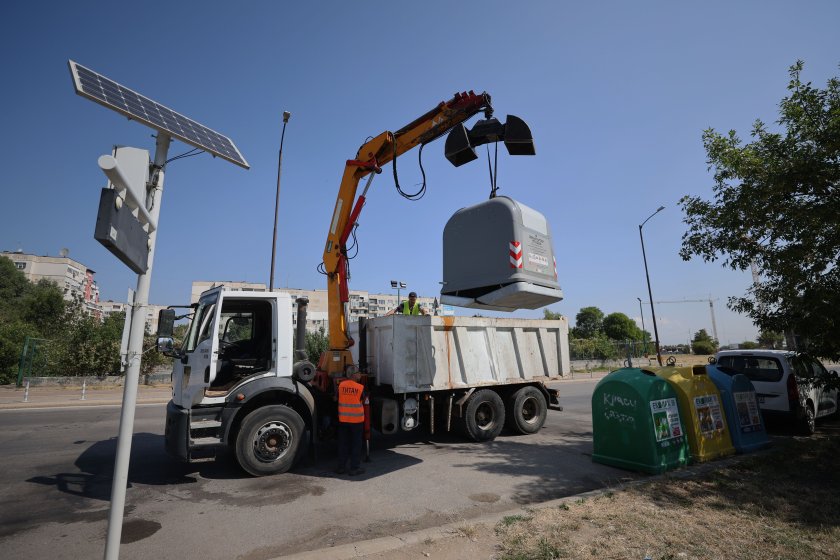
[601,393,638,427]
[604,409,636,426]
[602,393,637,408]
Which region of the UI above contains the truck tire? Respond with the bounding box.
[461,389,505,442]
[235,405,304,476]
[505,386,547,434]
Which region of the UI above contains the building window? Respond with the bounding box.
[15,262,26,270]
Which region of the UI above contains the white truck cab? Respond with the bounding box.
[171,287,294,408]
[164,288,316,476]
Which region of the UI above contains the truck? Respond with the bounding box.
[159,91,569,476]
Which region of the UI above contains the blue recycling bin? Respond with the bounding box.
[706,364,771,453]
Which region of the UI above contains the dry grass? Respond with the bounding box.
[495,432,840,559]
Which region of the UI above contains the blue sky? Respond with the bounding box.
[2,1,838,345]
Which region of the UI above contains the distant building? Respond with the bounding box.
[99,299,170,335]
[190,281,438,333]
[1,250,100,316]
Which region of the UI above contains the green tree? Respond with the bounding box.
[692,329,719,355]
[572,307,604,339]
[679,61,840,359]
[757,330,784,349]
[305,327,329,363]
[602,312,642,341]
[21,280,66,338]
[740,341,760,349]
[0,257,30,317]
[543,309,563,320]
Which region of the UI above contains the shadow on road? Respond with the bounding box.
[26,432,240,502]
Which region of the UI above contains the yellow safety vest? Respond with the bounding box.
[402,301,420,315]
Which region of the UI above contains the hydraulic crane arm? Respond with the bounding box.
[321,91,492,376]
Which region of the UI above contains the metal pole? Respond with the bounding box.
[269,111,291,291]
[639,206,665,366]
[637,297,648,354]
[104,133,170,560]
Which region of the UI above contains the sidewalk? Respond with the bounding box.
[0,383,172,409]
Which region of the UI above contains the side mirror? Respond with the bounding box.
[156,336,176,356]
[157,309,176,338]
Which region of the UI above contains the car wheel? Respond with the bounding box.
[797,404,816,436]
[235,405,305,476]
[505,386,547,435]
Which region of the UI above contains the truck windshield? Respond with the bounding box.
[184,293,219,352]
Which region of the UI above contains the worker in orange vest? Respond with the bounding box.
[336,371,366,476]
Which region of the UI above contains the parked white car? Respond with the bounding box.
[714,349,839,435]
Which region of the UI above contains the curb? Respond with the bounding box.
[0,398,170,410]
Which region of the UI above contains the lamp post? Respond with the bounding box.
[637,296,648,354]
[640,206,665,365]
[390,280,406,307]
[269,111,291,291]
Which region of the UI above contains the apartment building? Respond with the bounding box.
[99,299,170,335]
[1,250,100,315]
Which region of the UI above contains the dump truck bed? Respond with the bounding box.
[349,315,570,394]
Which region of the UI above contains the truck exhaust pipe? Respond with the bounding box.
[293,297,316,382]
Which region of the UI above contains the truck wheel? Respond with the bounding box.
[506,386,547,434]
[461,389,505,442]
[235,405,304,476]
[797,403,816,436]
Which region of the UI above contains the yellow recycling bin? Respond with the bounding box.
[653,365,736,463]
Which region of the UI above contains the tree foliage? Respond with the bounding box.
[692,329,719,355]
[679,61,840,359]
[0,258,132,383]
[304,328,329,363]
[603,312,643,341]
[757,330,785,349]
[573,307,605,339]
[543,309,563,320]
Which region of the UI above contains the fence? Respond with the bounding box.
[569,339,654,361]
[16,337,50,387]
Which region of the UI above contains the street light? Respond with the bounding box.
[640,206,665,365]
[390,280,406,306]
[637,296,648,354]
[269,111,291,291]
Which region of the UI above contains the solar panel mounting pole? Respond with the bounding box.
[103,133,171,560]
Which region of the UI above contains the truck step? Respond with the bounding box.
[191,419,222,429]
[190,436,224,447]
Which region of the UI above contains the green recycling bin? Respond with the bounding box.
[592,368,689,474]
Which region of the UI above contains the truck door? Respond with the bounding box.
[178,289,223,406]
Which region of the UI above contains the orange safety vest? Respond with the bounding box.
[337,379,365,424]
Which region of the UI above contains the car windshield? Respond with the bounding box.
[716,355,784,382]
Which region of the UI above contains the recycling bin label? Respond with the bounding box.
[694,394,725,436]
[650,398,682,442]
[733,391,762,433]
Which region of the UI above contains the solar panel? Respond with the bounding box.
[68,60,249,169]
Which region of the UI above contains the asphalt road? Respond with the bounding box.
[0,377,637,559]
